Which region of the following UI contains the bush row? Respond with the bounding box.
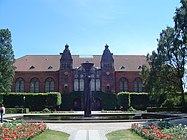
[60,91,117,110]
[117,92,186,111]
[0,92,61,111]
[60,91,83,110]
[117,92,149,110]
[0,92,186,111]
[93,91,117,110]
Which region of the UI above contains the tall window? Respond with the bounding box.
[90,78,95,91]
[74,78,84,91]
[73,66,100,92]
[30,78,39,93]
[45,78,55,92]
[74,79,79,91]
[134,77,142,92]
[119,77,128,92]
[96,79,100,91]
[15,78,24,92]
[79,78,84,91]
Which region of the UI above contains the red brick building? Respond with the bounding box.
[12,44,148,94]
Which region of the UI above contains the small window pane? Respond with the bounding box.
[15,78,25,92]
[119,78,128,92]
[80,79,84,91]
[90,79,95,91]
[134,78,142,92]
[30,78,40,93]
[45,78,55,92]
[74,79,79,91]
[96,79,100,91]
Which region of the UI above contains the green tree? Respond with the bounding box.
[0,29,15,92]
[142,0,187,110]
[173,0,187,109]
[142,28,180,94]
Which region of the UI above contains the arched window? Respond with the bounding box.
[74,79,79,91]
[80,78,84,91]
[96,79,100,91]
[90,78,95,91]
[119,77,128,92]
[134,77,142,92]
[45,78,55,92]
[30,78,40,93]
[15,78,24,92]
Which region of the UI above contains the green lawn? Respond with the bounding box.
[31,128,144,140]
[106,129,145,140]
[31,129,70,140]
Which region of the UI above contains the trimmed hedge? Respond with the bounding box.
[1,91,186,112]
[131,93,149,110]
[93,92,117,110]
[60,92,83,110]
[117,92,187,111]
[1,92,61,111]
[117,92,129,110]
[117,92,149,110]
[60,91,117,111]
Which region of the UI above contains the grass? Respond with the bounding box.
[106,129,145,140]
[31,129,70,140]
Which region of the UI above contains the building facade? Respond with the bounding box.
[12,44,148,94]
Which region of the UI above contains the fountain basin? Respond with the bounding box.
[5,112,182,123]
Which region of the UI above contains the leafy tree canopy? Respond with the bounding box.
[142,0,187,108]
[0,29,15,92]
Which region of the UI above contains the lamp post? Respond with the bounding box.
[81,62,94,117]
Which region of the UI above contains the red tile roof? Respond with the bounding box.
[14,55,148,71]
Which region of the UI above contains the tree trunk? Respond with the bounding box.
[180,78,185,112]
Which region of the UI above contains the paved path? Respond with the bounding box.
[47,122,137,140]
[3,113,144,139]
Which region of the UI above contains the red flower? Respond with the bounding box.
[150,125,156,130]
[166,135,172,139]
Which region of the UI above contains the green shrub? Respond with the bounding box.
[128,106,136,111]
[93,92,117,110]
[161,95,181,108]
[130,93,149,110]
[0,94,4,104]
[117,92,129,110]
[60,91,117,111]
[6,108,29,114]
[1,92,61,111]
[60,92,83,110]
[42,108,51,113]
[148,93,166,107]
[117,92,149,110]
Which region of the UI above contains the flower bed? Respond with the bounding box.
[0,121,47,139]
[131,120,187,140]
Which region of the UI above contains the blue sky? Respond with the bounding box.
[0,0,180,58]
